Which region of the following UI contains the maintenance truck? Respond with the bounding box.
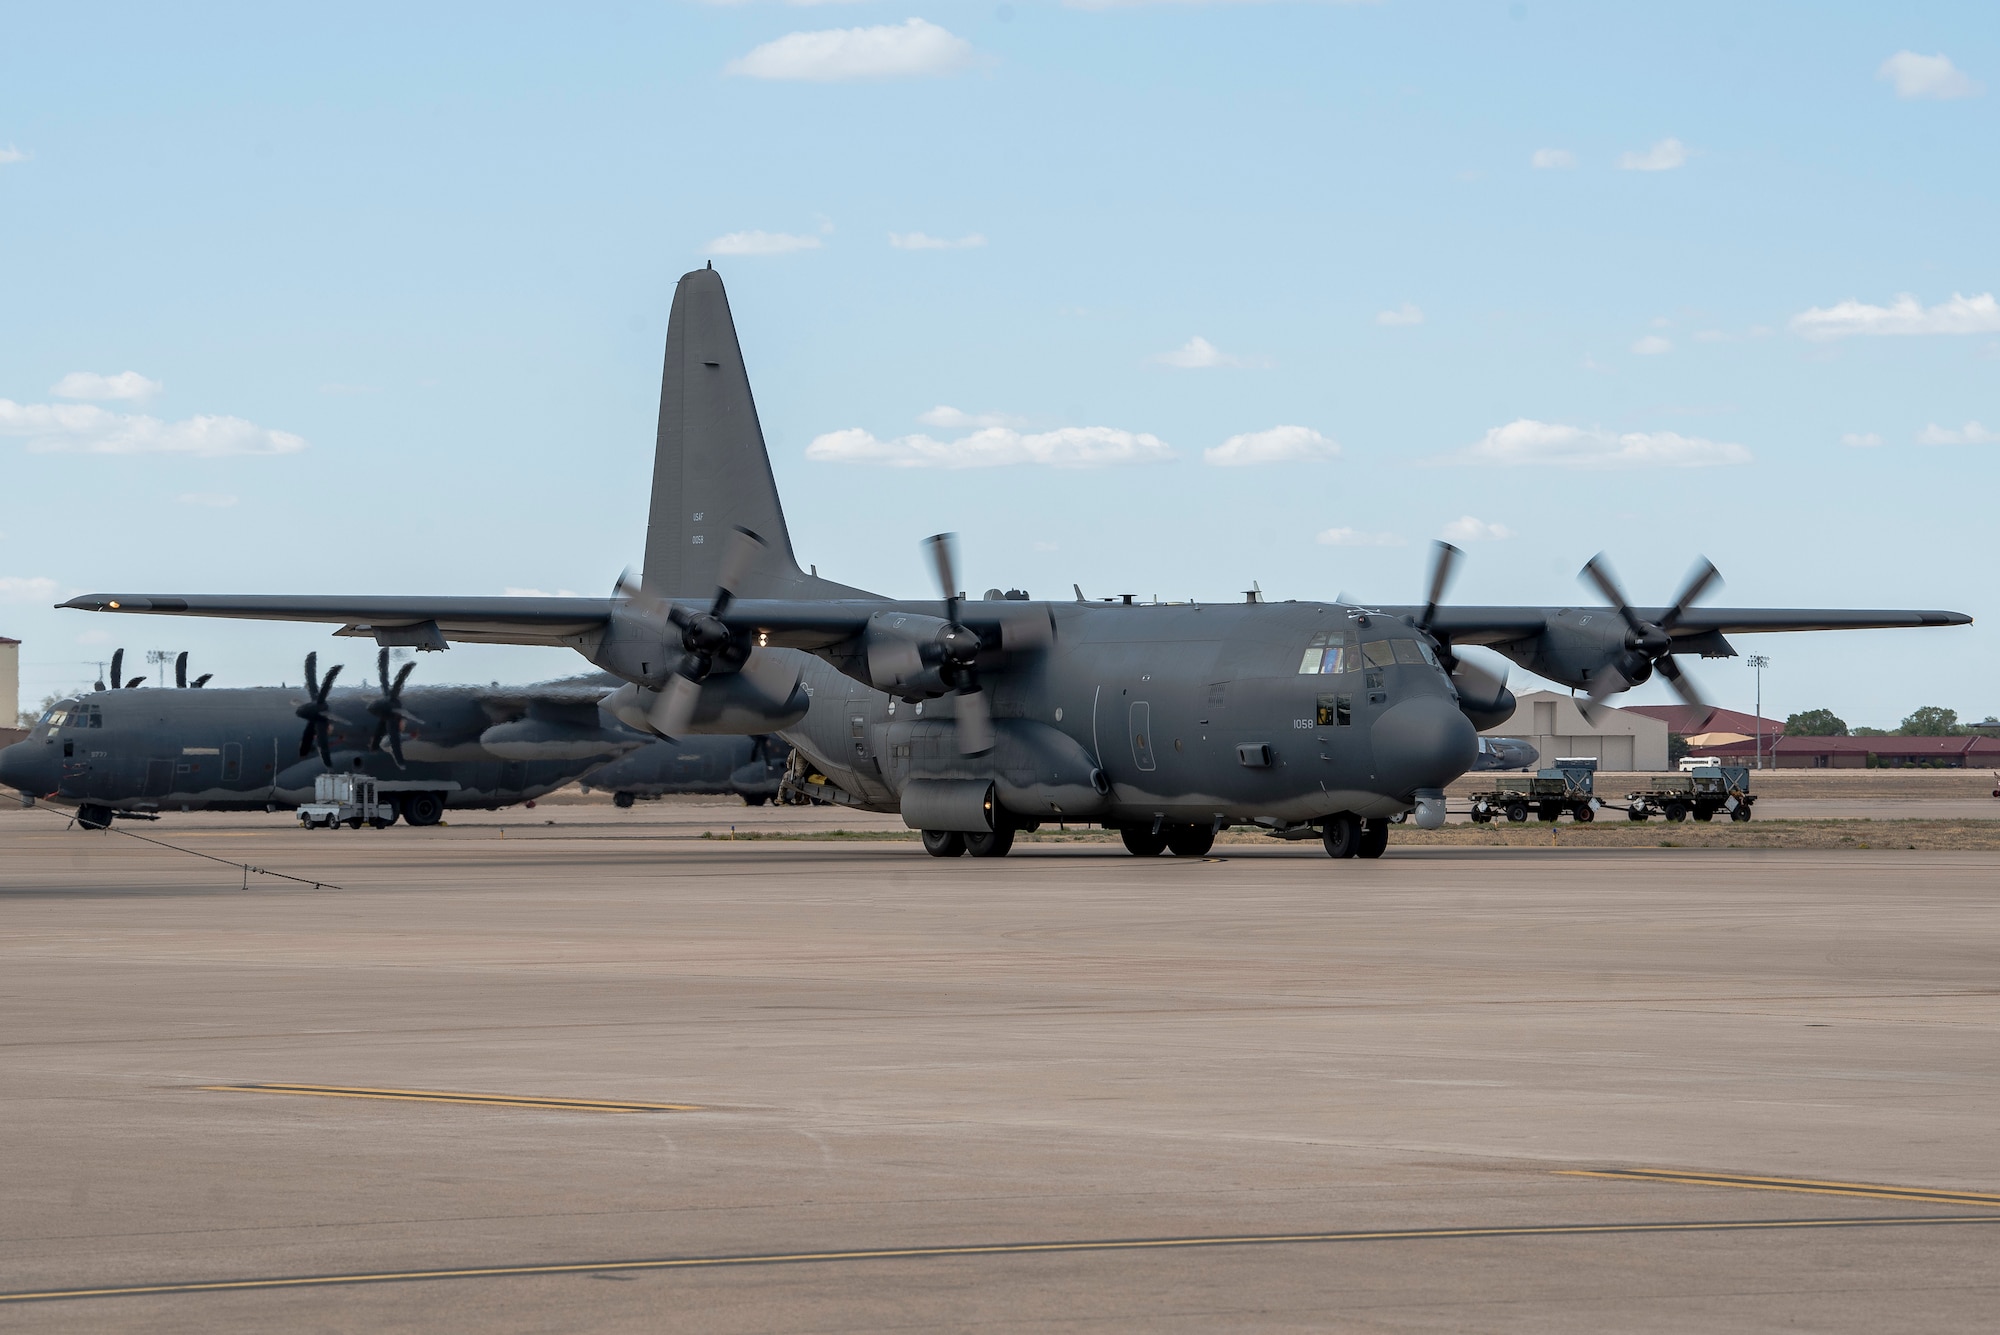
[296,773,395,829]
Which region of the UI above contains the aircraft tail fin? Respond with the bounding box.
[642,266,874,602]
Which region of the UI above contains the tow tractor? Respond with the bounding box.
[297,773,396,829]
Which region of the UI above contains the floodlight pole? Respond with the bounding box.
[1747,655,1770,769]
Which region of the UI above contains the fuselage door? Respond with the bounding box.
[1129,701,1156,771]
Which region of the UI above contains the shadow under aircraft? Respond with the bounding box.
[63,266,1973,858]
[0,649,762,829]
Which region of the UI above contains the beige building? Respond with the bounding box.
[1,636,18,730]
[1481,689,1670,772]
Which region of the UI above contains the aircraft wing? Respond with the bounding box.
[1399,605,1970,646]
[59,593,614,647]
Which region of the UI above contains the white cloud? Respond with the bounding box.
[177,492,239,507]
[917,405,1023,429]
[889,231,986,250]
[0,399,306,457]
[0,575,59,603]
[0,146,27,166]
[807,424,1174,468]
[1440,516,1515,543]
[1840,432,1883,449]
[1530,148,1576,169]
[1789,292,2000,341]
[702,230,823,256]
[727,18,973,81]
[1917,421,1999,446]
[1204,424,1339,466]
[1616,137,1688,171]
[1631,335,1673,355]
[1152,335,1263,369]
[1375,302,1424,327]
[1454,419,1752,469]
[1878,51,1981,100]
[1316,527,1405,548]
[50,370,163,402]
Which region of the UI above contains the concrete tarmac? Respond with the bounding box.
[2,809,1997,1331]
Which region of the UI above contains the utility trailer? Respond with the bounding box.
[1621,766,1755,823]
[1468,767,1602,824]
[297,773,396,829]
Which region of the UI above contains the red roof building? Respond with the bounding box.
[1687,734,2000,769]
[1624,704,1786,738]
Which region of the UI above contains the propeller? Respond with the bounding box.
[173,651,213,689]
[1414,540,1462,640]
[294,651,347,767]
[632,526,768,738]
[366,648,424,767]
[1577,553,1722,714]
[100,647,146,690]
[1411,540,1511,717]
[922,532,994,755]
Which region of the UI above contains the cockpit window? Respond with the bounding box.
[43,709,69,730]
[1390,639,1443,668]
[1297,629,1358,674]
[1362,639,1396,670]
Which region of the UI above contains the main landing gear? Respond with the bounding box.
[921,823,1017,858]
[1321,813,1389,860]
[1120,824,1216,858]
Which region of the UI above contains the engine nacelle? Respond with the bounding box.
[599,670,809,738]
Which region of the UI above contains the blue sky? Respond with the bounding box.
[3,1,1995,728]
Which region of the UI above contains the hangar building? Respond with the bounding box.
[1481,690,1670,772]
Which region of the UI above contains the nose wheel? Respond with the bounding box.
[1323,814,1389,859]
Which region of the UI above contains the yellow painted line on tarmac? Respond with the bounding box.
[5,1215,1998,1305]
[197,1082,698,1113]
[1562,1168,2000,1209]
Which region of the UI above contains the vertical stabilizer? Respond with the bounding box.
[643,267,874,601]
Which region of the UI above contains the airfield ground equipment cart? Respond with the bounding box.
[1622,766,1755,823]
[297,773,395,829]
[1468,765,1602,824]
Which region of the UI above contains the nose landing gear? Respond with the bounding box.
[1323,813,1389,859]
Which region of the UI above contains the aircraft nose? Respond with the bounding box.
[1370,694,1477,798]
[0,740,46,795]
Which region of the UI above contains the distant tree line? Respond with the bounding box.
[1783,706,1999,738]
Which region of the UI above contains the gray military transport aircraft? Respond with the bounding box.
[62,266,1972,859]
[0,648,665,829]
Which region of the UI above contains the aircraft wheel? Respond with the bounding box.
[1355,819,1388,859]
[1120,827,1167,857]
[76,804,114,831]
[613,791,636,810]
[1321,813,1361,859]
[1505,802,1528,823]
[921,830,966,858]
[965,826,1015,858]
[1572,804,1594,823]
[401,792,445,827]
[742,794,768,807]
[1165,824,1215,857]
